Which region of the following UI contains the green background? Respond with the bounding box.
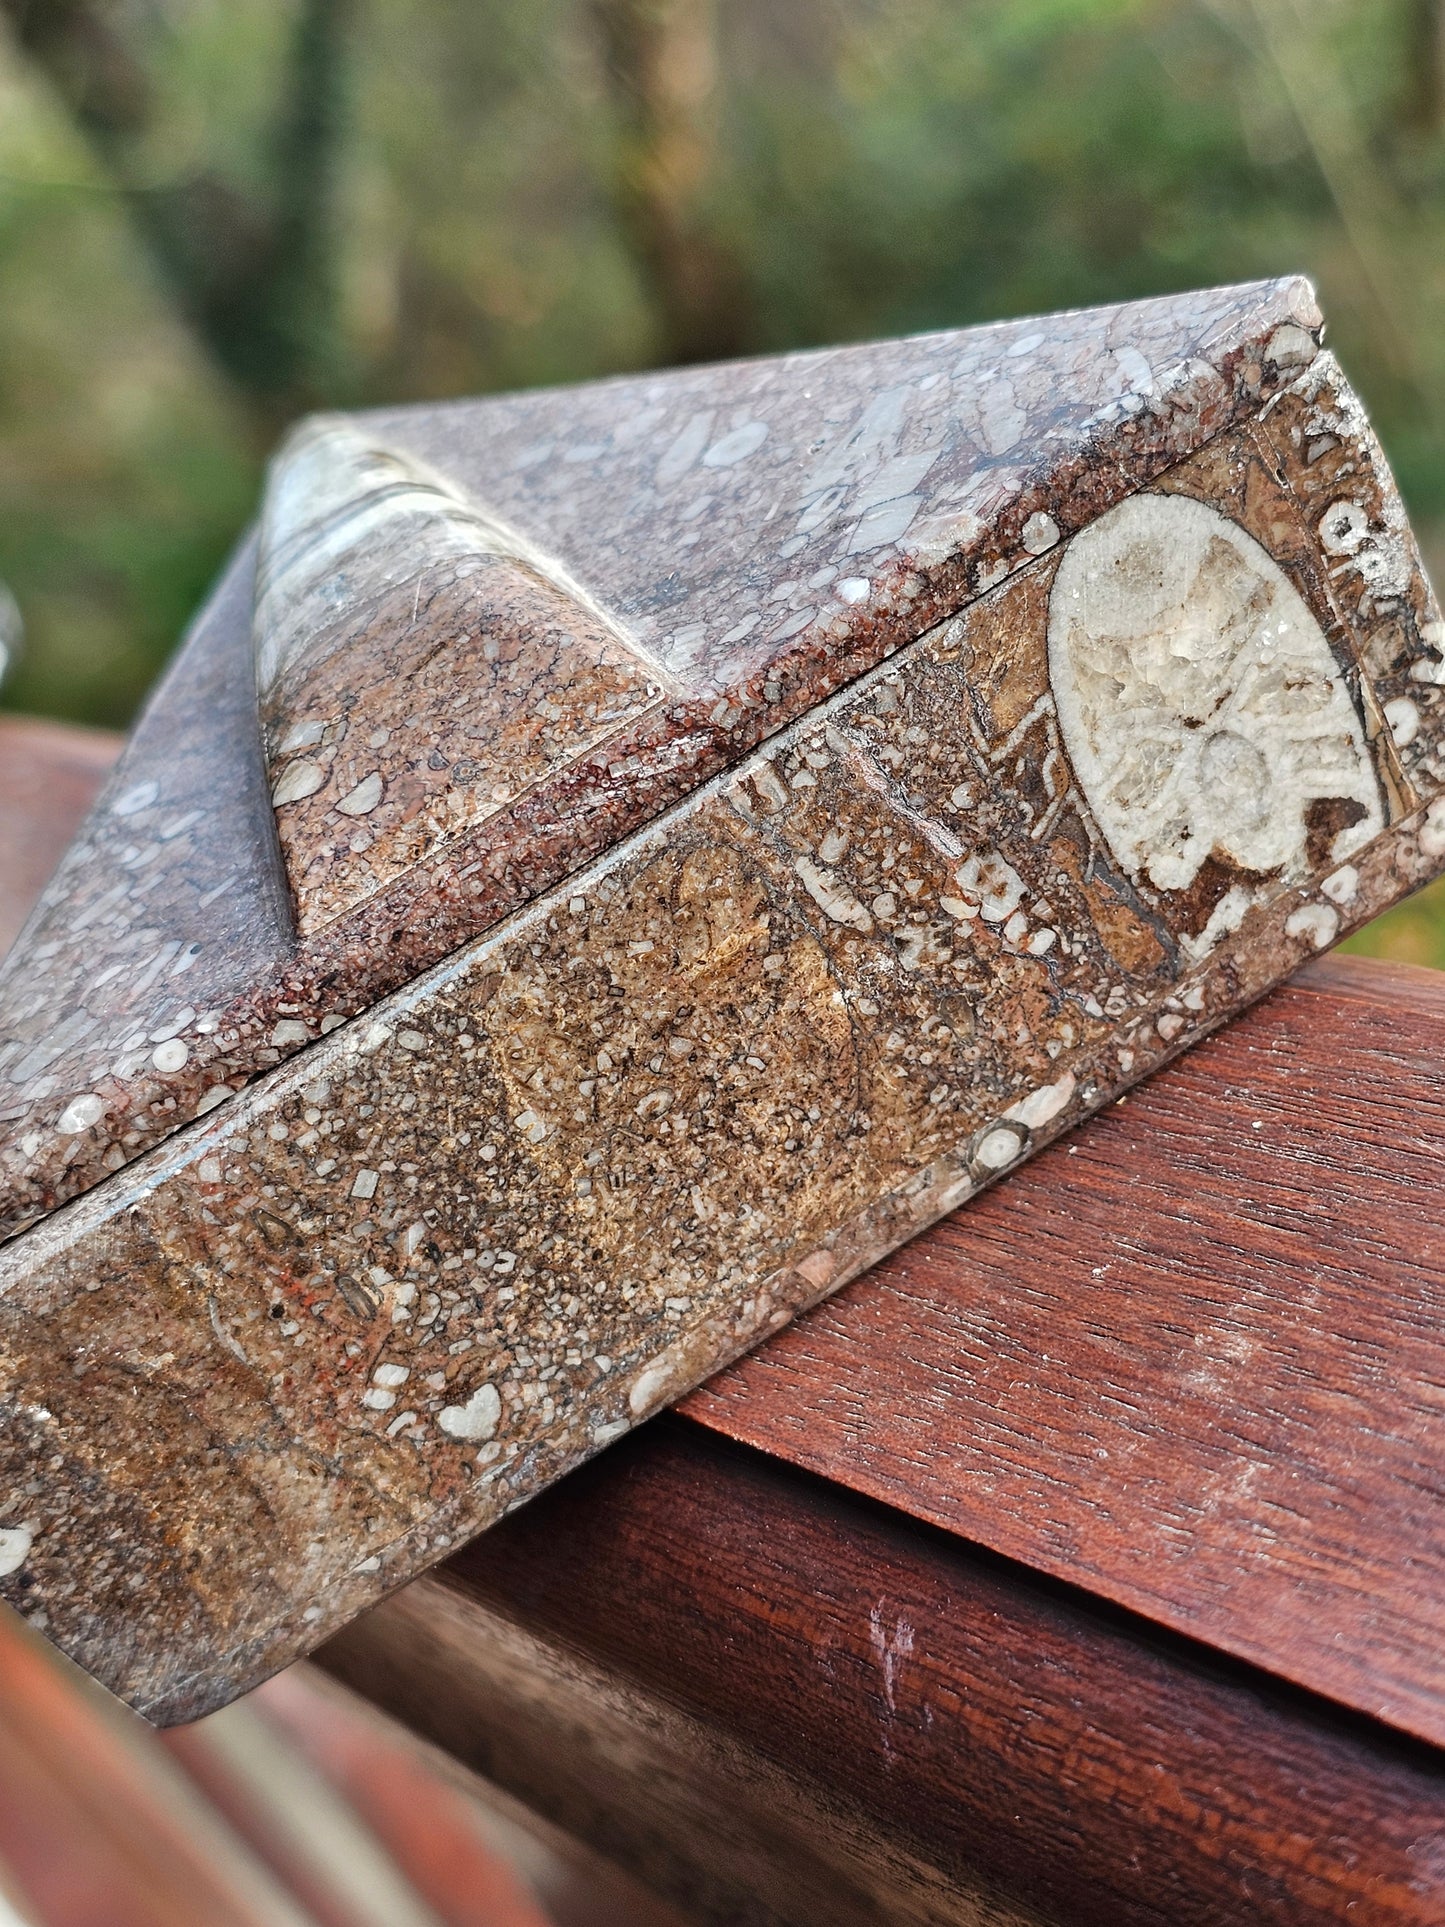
[1,0,1442,961]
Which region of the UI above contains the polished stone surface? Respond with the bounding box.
[0,278,1328,1239]
[1,284,1442,1722]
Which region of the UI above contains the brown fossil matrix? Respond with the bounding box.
[0,276,1345,1237]
[0,279,1443,1724]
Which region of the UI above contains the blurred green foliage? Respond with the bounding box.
[0,0,1442,956]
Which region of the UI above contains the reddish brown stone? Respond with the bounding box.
[1,280,1443,1724]
[0,276,1333,1237]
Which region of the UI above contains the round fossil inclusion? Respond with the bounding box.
[1047,490,1383,920]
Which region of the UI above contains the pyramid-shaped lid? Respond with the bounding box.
[0,277,1321,1239]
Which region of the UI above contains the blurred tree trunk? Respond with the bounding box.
[1404,0,1445,134]
[0,0,353,437]
[593,0,750,364]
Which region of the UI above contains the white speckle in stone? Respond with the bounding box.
[1021,511,1060,554]
[361,1387,396,1411]
[0,1527,32,1577]
[198,1157,222,1184]
[351,1168,379,1200]
[1321,864,1359,906]
[373,1362,409,1388]
[439,1382,502,1441]
[1156,1012,1186,1041]
[56,1093,106,1134]
[151,1038,188,1074]
[1385,696,1421,749]
[592,1419,630,1447]
[975,1126,1025,1171]
[1285,902,1340,949]
[514,1108,549,1145]
[208,1297,248,1365]
[849,496,921,553]
[628,1358,677,1417]
[1264,323,1318,369]
[195,1084,232,1115]
[1318,499,1368,556]
[818,829,849,865]
[1420,797,1445,860]
[1112,346,1156,395]
[397,1029,427,1052]
[1003,1072,1076,1130]
[654,410,714,488]
[336,772,384,816]
[795,857,873,932]
[954,851,1026,924]
[771,607,815,642]
[270,1020,309,1048]
[271,760,326,807]
[836,576,871,604]
[112,779,159,817]
[1049,492,1383,914]
[278,719,326,753]
[703,420,769,467]
[1179,884,1256,964]
[1027,927,1057,955]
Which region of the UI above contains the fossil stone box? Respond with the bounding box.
[0,277,1441,1723]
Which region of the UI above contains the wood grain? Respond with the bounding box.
[6,717,1445,1756]
[320,1420,1445,1927]
[12,710,1445,1917]
[0,1606,303,1927]
[683,951,1445,1748]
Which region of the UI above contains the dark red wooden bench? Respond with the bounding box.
[5,712,1445,1926]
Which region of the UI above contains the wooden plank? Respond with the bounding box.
[0,1606,313,1927]
[22,305,1445,1725]
[6,716,1445,1752]
[11,712,1445,1916]
[161,1675,552,1927]
[235,1667,684,1927]
[0,715,121,953]
[683,952,1445,1748]
[319,1419,1445,1927]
